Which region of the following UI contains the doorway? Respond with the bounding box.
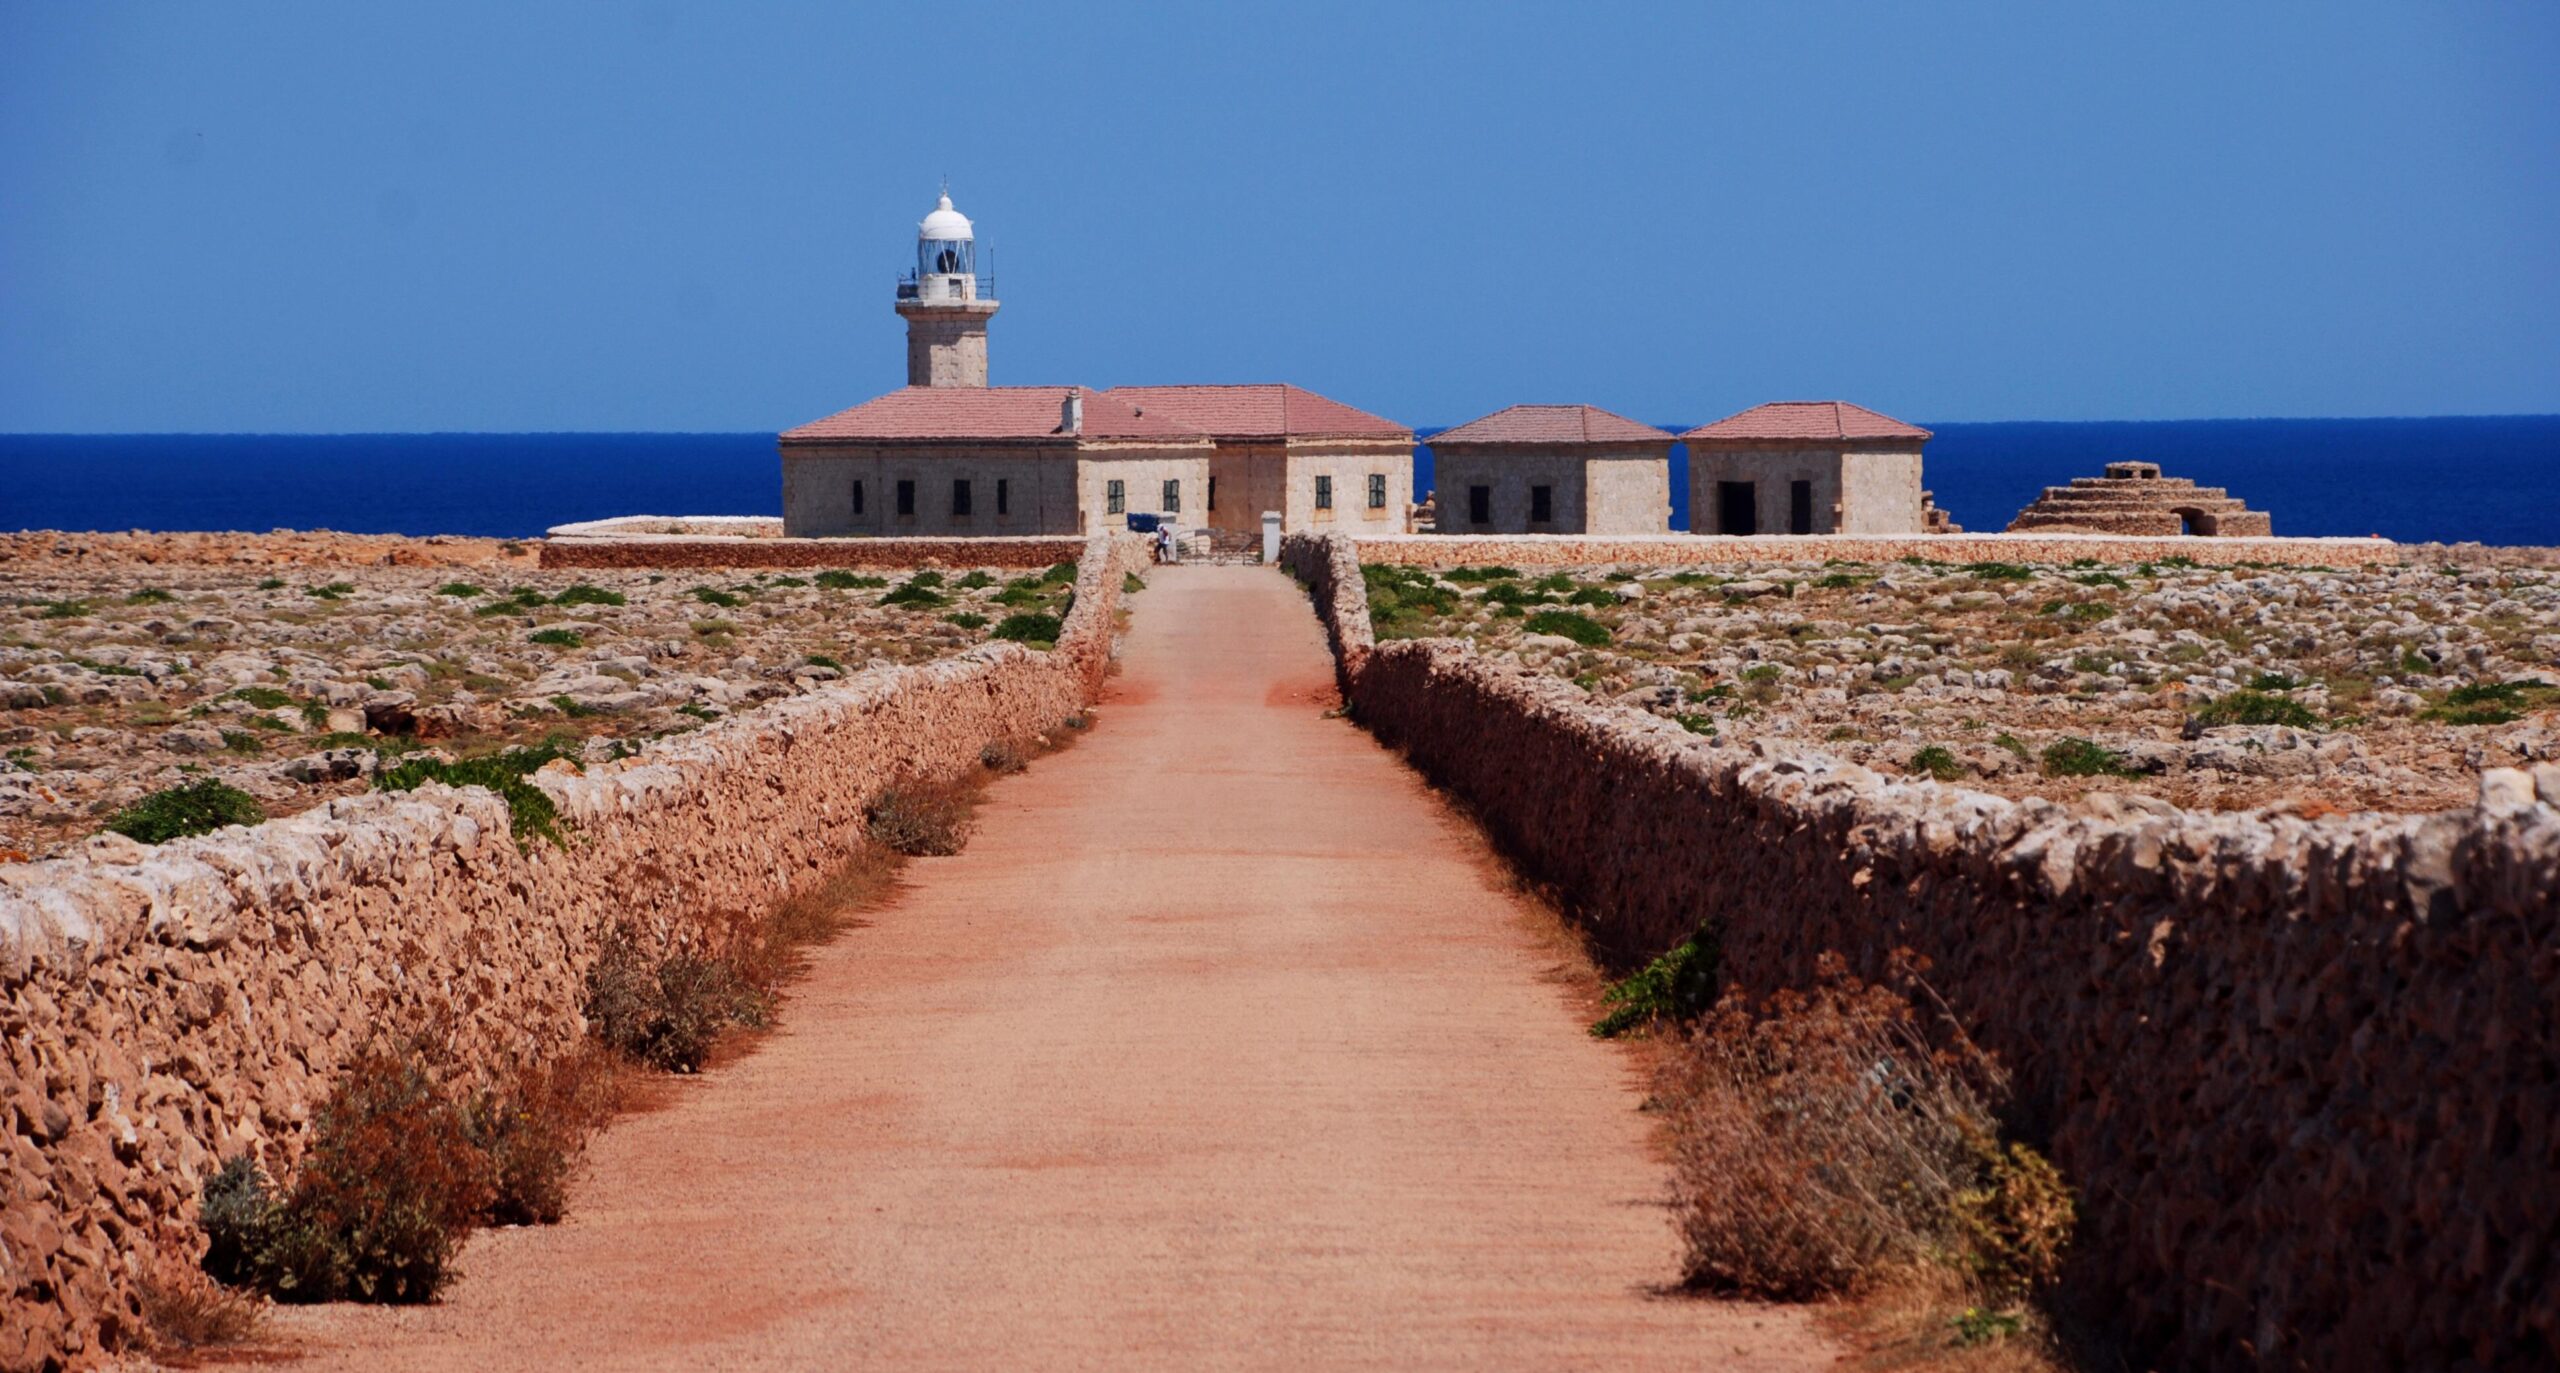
[1717,481,1758,535]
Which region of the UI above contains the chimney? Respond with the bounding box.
[1061,388,1084,436]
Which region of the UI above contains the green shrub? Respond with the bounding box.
[945,612,988,630]
[1040,560,1077,585]
[227,686,294,709]
[906,570,945,589]
[435,582,483,598]
[1813,572,1868,589]
[1485,581,1553,606]
[2247,672,2298,691]
[304,582,355,600]
[881,580,947,609]
[688,586,743,608]
[106,779,267,843]
[38,600,90,619]
[814,570,886,590]
[995,579,1055,607]
[1591,932,1719,1038]
[765,575,807,588]
[220,730,266,755]
[955,570,996,589]
[2191,690,2319,729]
[1122,572,1146,594]
[1955,1140,2077,1300]
[1910,745,1965,781]
[126,587,177,605]
[1673,713,1717,736]
[1964,562,2035,582]
[1566,586,1616,607]
[528,628,584,648]
[1443,565,1520,582]
[2040,738,2128,777]
[990,612,1062,646]
[1524,610,1610,645]
[1360,564,1457,635]
[376,745,572,847]
[804,653,841,669]
[550,584,625,608]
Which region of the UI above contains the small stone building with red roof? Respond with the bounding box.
[1681,401,1940,536]
[780,386,1212,537]
[1426,405,1674,535]
[1100,384,1414,537]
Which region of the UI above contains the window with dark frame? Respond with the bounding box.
[1367,473,1386,509]
[853,480,865,515]
[1208,476,1217,511]
[1162,479,1180,513]
[1789,480,1814,534]
[1468,485,1491,524]
[1315,475,1333,510]
[952,478,972,517]
[895,479,915,517]
[1530,485,1553,523]
[996,478,1009,515]
[1107,479,1125,515]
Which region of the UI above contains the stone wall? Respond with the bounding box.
[1349,530,2406,569]
[540,533,1092,571]
[1282,531,2560,1371]
[0,534,1151,1371]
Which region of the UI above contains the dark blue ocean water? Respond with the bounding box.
[4,417,2556,545]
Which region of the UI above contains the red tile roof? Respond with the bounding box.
[1680,401,1931,445]
[1429,404,1674,447]
[1100,384,1409,441]
[782,387,1206,443]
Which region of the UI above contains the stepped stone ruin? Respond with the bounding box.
[2006,460,2273,536]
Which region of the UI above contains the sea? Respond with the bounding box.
[4,416,2556,547]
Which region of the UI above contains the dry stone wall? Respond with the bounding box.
[1284,531,2560,1371]
[1357,531,2402,569]
[0,535,1149,1371]
[540,533,1090,571]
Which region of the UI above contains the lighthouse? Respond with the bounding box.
[894,189,998,387]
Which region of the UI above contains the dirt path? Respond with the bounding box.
[271,566,1832,1371]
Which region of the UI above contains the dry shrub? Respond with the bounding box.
[865,778,972,856]
[201,1048,491,1304]
[138,1249,262,1352]
[1660,952,2069,1303]
[584,923,768,1073]
[464,1045,626,1225]
[979,736,1033,774]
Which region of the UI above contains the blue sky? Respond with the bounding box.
[3,1,2554,433]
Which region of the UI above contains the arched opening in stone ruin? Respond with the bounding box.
[2174,506,2208,536]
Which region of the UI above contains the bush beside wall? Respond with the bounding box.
[1283,531,2560,1371]
[0,533,1149,1371]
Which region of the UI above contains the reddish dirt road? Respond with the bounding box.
[272,566,1831,1371]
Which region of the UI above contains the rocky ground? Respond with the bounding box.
[1,534,1081,859]
[1363,555,2560,814]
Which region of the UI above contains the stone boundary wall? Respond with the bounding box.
[543,515,784,539]
[0,534,1151,1370]
[1356,531,2406,569]
[1282,531,2560,1370]
[539,534,1090,571]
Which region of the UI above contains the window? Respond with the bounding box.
[1468,485,1491,525]
[1367,474,1386,509]
[952,478,972,517]
[1106,479,1125,515]
[895,479,916,518]
[1315,475,1333,510]
[996,478,1009,516]
[852,480,865,516]
[1717,480,1757,535]
[1530,485,1553,523]
[1788,480,1814,535]
[1162,479,1180,513]
[1208,476,1217,512]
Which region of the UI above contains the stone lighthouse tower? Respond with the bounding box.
[894,188,997,387]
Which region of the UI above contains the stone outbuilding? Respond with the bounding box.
[1102,384,1414,538]
[2007,461,2272,536]
[780,386,1212,536]
[1682,401,1943,536]
[1425,405,1674,534]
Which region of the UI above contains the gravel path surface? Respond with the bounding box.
[267,565,1830,1371]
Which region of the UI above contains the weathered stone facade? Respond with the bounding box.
[895,299,997,388]
[1282,530,2560,1370]
[2008,460,2275,536]
[1427,404,1674,536]
[1687,447,1927,535]
[0,535,1149,1370]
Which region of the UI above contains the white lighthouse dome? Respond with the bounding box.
[918,191,974,241]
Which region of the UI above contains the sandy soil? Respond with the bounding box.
[261,566,1829,1371]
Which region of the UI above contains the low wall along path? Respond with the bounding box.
[0,535,1150,1369]
[1283,530,2560,1371]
